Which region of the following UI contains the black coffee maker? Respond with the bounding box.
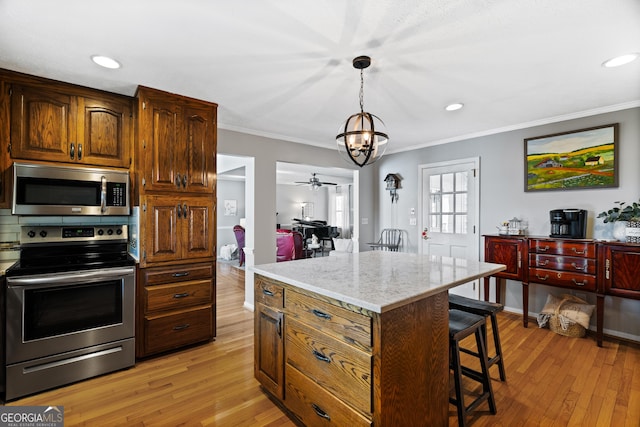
[549,209,587,238]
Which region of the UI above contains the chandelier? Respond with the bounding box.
[336,56,389,167]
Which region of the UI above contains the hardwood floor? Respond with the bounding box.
[6,261,640,426]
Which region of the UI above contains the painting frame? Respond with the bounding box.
[224,199,237,216]
[524,123,619,192]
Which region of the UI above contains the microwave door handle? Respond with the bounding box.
[101,176,107,213]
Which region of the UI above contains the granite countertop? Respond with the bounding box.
[0,261,17,276]
[251,251,506,313]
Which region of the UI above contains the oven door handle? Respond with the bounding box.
[7,267,135,287]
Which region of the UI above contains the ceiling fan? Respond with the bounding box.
[295,173,337,189]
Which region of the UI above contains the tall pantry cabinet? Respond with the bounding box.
[134,86,217,358]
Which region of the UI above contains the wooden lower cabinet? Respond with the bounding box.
[254,274,449,426]
[137,262,215,358]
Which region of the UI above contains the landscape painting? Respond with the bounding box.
[524,123,619,192]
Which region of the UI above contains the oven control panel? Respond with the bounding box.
[21,225,128,244]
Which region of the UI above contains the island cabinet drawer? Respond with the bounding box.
[285,290,372,350]
[286,318,372,415]
[144,279,213,312]
[529,268,596,291]
[255,277,284,309]
[143,305,213,355]
[529,254,596,275]
[285,365,372,427]
[529,239,595,258]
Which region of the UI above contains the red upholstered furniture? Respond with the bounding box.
[277,229,311,261]
[233,225,245,266]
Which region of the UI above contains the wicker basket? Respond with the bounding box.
[549,298,587,338]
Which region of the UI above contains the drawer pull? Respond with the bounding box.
[536,260,549,266]
[312,309,332,320]
[536,274,549,281]
[172,272,190,277]
[262,289,275,296]
[537,245,550,252]
[173,324,191,331]
[572,248,586,255]
[571,262,587,271]
[312,350,331,363]
[173,292,190,299]
[311,403,331,421]
[572,279,587,286]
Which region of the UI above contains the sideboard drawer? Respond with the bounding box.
[529,239,595,258]
[286,318,372,415]
[255,277,284,309]
[285,290,372,350]
[144,305,213,354]
[285,364,372,427]
[529,268,596,291]
[529,254,596,275]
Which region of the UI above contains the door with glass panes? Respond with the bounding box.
[420,158,479,298]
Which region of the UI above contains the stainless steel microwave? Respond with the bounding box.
[12,162,130,216]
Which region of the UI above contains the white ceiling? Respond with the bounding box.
[1,0,639,154]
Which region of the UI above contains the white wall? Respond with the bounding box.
[216,177,246,254]
[375,107,640,341]
[276,184,329,228]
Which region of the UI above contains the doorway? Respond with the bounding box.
[419,157,480,298]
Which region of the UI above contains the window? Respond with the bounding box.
[429,171,468,234]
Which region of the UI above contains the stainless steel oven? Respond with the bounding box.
[3,225,135,401]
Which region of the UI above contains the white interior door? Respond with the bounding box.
[420,158,480,299]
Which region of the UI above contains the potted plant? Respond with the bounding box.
[597,199,640,241]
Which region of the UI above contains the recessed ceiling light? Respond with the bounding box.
[602,53,639,68]
[445,103,464,111]
[91,55,121,69]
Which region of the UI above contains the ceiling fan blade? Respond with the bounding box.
[319,182,337,185]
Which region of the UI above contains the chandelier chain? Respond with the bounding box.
[359,69,364,113]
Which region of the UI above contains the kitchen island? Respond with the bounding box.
[252,251,506,426]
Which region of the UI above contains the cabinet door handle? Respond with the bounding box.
[70,142,75,160]
[605,258,610,280]
[312,350,331,363]
[177,204,182,218]
[173,292,190,299]
[78,143,82,160]
[312,309,332,320]
[262,289,274,296]
[311,404,331,421]
[175,173,182,188]
[183,203,188,217]
[537,245,550,252]
[172,272,190,277]
[572,278,587,286]
[277,317,282,337]
[182,174,188,188]
[536,274,549,281]
[536,260,549,266]
[571,262,587,271]
[173,324,190,331]
[572,248,586,255]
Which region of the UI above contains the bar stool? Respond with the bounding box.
[449,309,497,427]
[449,294,506,381]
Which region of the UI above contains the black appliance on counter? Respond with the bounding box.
[550,209,587,238]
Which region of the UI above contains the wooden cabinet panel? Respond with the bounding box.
[141,194,214,266]
[529,238,595,258]
[484,235,526,280]
[10,84,75,162]
[529,267,596,291]
[136,87,216,195]
[599,243,640,299]
[254,303,284,399]
[255,278,284,309]
[285,290,372,350]
[143,262,213,286]
[144,305,213,355]
[145,279,213,312]
[9,83,131,168]
[286,318,372,415]
[285,365,372,427]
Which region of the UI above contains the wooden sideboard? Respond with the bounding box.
[484,234,640,347]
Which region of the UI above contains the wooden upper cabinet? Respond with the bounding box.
[140,194,215,266]
[136,87,216,194]
[9,83,131,168]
